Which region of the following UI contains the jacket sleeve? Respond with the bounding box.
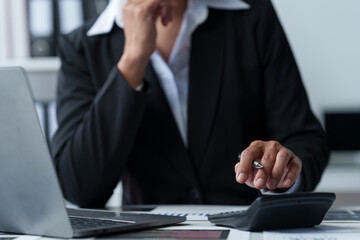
[51,33,150,208]
[255,0,329,191]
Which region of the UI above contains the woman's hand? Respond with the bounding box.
[234,140,302,190]
[117,0,176,89]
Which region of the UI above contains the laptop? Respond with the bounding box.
[0,67,185,238]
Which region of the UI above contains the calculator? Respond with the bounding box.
[208,192,336,231]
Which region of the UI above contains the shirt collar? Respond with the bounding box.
[87,0,250,37]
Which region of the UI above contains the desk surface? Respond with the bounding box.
[109,205,360,240]
[1,205,360,240]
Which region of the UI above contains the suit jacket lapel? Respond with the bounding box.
[109,25,124,68]
[144,64,200,188]
[188,11,225,168]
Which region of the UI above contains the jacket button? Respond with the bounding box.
[192,188,201,200]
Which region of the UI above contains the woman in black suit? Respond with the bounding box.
[52,0,329,207]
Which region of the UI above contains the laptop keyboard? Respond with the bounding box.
[69,216,130,230]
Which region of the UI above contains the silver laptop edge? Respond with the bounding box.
[0,67,186,238]
[0,67,73,238]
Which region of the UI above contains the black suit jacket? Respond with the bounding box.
[52,0,329,208]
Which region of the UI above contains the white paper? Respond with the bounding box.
[264,232,360,240]
[264,223,360,240]
[149,205,247,221]
[157,222,250,240]
[145,205,250,239]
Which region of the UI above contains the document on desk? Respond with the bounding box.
[141,205,250,240]
[102,229,249,240]
[264,232,360,240]
[149,205,247,221]
[263,223,360,240]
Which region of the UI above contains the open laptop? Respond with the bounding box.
[0,67,185,238]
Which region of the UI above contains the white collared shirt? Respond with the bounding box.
[88,0,250,146]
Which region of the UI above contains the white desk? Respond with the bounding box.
[1,205,360,240]
[107,205,360,240]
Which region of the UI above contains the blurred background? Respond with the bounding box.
[0,0,359,207]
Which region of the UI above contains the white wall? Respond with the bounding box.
[272,0,360,123]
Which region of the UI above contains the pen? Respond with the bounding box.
[238,153,264,169]
[251,160,264,169]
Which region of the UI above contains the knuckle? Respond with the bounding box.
[236,159,248,172]
[278,149,291,160]
[238,167,248,173]
[237,162,249,172]
[237,166,248,174]
[251,140,263,147]
[241,148,255,159]
[262,153,275,164]
[269,140,280,149]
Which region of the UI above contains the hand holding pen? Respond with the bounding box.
[234,140,302,190]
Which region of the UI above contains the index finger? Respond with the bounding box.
[235,145,263,183]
